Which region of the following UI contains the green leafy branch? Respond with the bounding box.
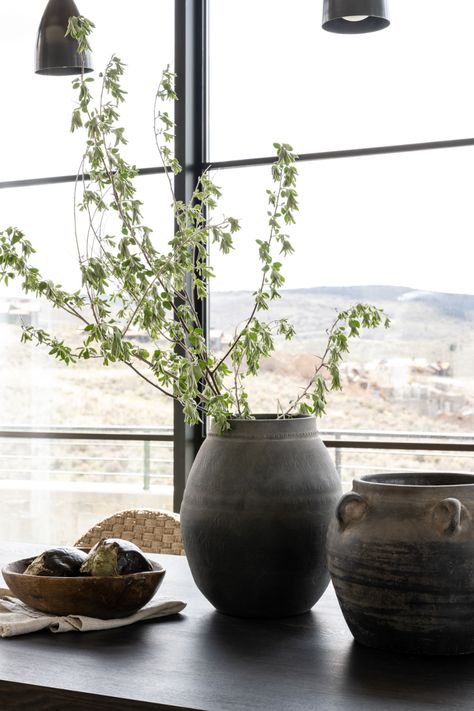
[284,304,390,417]
[0,17,391,432]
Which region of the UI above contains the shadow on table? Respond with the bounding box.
[341,640,474,706]
[199,608,326,663]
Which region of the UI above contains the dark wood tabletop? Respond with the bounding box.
[1,543,474,710]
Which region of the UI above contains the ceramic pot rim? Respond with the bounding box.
[228,414,315,421]
[354,471,474,492]
[209,414,318,439]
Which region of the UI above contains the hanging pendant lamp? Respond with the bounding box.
[322,0,390,34]
[35,0,93,75]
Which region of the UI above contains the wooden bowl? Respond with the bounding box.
[2,555,166,619]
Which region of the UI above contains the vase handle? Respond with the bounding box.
[336,492,368,530]
[432,497,464,536]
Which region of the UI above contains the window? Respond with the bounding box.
[208,0,474,485]
[209,153,474,481]
[1,1,473,545]
[209,0,474,159]
[0,0,174,180]
[0,2,174,544]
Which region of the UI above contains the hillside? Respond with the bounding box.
[1,285,473,438]
[209,285,474,435]
[210,284,474,332]
[210,285,474,369]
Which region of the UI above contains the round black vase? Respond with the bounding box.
[180,415,341,618]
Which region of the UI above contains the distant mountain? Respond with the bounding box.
[291,286,474,321]
[285,285,474,313]
[211,285,474,328]
[396,289,474,320]
[210,285,474,360]
[286,285,409,302]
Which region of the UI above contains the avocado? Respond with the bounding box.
[24,547,88,576]
[80,538,153,576]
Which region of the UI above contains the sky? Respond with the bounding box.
[0,0,473,297]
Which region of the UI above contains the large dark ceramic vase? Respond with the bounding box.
[180,415,341,618]
[327,472,474,655]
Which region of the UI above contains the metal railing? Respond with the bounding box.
[320,428,474,451]
[0,425,173,491]
[0,424,173,441]
[319,429,474,479]
[0,425,472,489]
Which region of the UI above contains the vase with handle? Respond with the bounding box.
[327,471,474,655]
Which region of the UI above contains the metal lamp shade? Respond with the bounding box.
[322,0,390,34]
[35,0,93,75]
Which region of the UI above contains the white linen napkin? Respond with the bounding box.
[0,587,186,637]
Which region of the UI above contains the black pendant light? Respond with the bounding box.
[35,0,93,75]
[322,0,390,34]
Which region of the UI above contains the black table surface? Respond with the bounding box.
[1,543,474,711]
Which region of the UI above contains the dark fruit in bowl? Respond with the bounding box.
[3,554,165,618]
[80,538,153,576]
[24,547,88,576]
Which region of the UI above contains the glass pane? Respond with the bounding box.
[0,437,173,544]
[209,148,474,440]
[209,0,474,160]
[0,175,174,429]
[326,446,474,491]
[0,0,173,181]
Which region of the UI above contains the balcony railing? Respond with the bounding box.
[320,429,474,481]
[0,425,173,491]
[0,424,473,543]
[0,425,472,488]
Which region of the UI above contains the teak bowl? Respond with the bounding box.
[2,555,165,619]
